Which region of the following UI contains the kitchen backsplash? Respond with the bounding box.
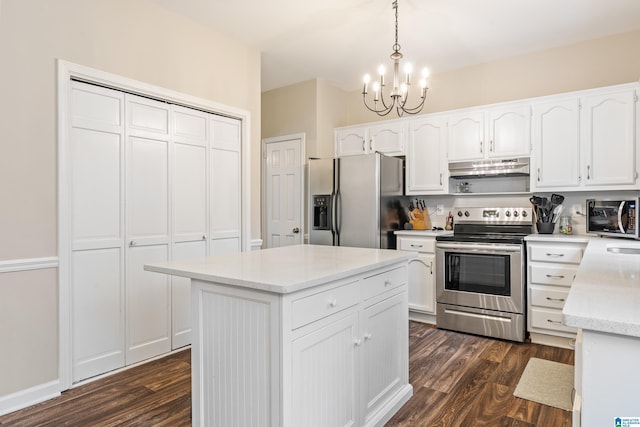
[399,190,640,235]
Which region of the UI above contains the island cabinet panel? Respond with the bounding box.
[187,260,412,427]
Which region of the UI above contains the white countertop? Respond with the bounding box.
[144,244,416,294]
[563,238,640,337]
[394,229,453,237]
[524,233,595,243]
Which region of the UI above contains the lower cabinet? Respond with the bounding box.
[191,262,412,427]
[397,234,437,323]
[526,239,586,348]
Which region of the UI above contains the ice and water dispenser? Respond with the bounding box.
[312,195,332,230]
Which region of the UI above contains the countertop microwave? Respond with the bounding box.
[586,198,638,239]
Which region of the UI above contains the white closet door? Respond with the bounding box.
[125,94,171,364]
[210,115,241,255]
[69,82,125,382]
[171,106,208,349]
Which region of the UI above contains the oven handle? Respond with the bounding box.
[435,242,522,254]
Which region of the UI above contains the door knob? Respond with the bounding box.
[292,227,300,234]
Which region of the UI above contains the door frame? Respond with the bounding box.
[261,133,306,248]
[57,59,252,390]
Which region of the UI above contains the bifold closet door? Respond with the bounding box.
[171,106,209,349]
[125,94,171,364]
[210,115,242,255]
[69,82,126,382]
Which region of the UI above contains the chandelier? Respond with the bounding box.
[362,0,429,117]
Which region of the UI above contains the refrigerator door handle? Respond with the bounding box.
[334,158,340,245]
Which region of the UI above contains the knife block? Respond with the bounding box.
[409,208,432,230]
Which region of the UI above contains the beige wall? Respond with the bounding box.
[346,30,640,125]
[0,0,260,399]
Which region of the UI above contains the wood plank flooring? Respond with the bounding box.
[0,322,573,426]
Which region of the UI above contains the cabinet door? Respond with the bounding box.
[447,111,485,161]
[487,105,531,158]
[336,127,368,157]
[582,88,638,188]
[407,254,435,314]
[292,313,358,427]
[210,115,242,255]
[406,117,448,194]
[369,122,405,156]
[360,291,408,425]
[125,94,171,364]
[531,98,581,190]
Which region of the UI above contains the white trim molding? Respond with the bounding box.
[250,239,263,251]
[0,380,61,416]
[0,257,59,273]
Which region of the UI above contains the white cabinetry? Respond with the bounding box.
[397,235,437,323]
[531,84,639,191]
[191,262,412,427]
[448,104,531,161]
[336,121,405,157]
[527,240,586,348]
[406,116,448,194]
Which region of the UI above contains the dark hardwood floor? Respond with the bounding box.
[0,321,573,426]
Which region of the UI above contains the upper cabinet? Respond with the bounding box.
[336,121,405,157]
[531,84,639,192]
[406,116,448,194]
[447,103,531,162]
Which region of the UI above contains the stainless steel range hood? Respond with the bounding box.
[448,157,530,178]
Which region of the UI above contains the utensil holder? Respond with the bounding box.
[536,221,555,234]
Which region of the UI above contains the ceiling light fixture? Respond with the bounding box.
[362,0,429,117]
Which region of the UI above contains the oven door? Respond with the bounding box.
[435,242,524,314]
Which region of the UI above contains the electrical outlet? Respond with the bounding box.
[436,204,444,216]
[572,204,582,215]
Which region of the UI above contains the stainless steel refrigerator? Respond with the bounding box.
[308,152,404,249]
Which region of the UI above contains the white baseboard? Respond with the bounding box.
[0,380,61,416]
[250,239,263,251]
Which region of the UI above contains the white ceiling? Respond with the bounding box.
[153,0,640,92]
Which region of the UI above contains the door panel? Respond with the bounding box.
[72,248,124,382]
[172,241,206,349]
[174,142,207,241]
[126,244,171,364]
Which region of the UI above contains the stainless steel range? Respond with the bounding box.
[435,206,532,342]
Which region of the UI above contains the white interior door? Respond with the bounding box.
[171,105,208,349]
[125,94,171,364]
[69,82,125,382]
[263,134,304,248]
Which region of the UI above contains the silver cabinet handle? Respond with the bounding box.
[410,244,423,248]
[328,299,337,308]
[384,280,392,287]
[546,274,565,279]
[545,253,564,257]
[490,139,494,152]
[363,333,372,341]
[369,138,373,152]
[439,173,443,186]
[202,235,206,240]
[354,338,362,346]
[547,319,563,325]
[546,297,566,302]
[586,164,591,180]
[362,139,365,152]
[537,168,541,182]
[429,261,433,275]
[480,141,483,153]
[129,240,136,246]
[292,227,300,234]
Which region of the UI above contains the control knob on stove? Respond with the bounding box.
[521,210,528,217]
[513,210,519,217]
[505,210,511,217]
[464,210,470,217]
[457,210,463,217]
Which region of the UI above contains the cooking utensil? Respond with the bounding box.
[551,193,564,205]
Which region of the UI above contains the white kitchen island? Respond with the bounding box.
[562,238,640,427]
[145,244,415,427]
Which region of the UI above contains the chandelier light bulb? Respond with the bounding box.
[363,74,371,84]
[377,65,386,76]
[404,63,413,75]
[421,67,430,78]
[419,78,427,89]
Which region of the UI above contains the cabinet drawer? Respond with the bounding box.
[530,286,570,309]
[291,281,360,329]
[529,264,577,287]
[361,266,406,300]
[528,244,583,264]
[398,237,435,253]
[530,307,577,334]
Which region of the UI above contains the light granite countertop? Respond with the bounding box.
[562,238,640,337]
[144,244,416,294]
[394,229,453,237]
